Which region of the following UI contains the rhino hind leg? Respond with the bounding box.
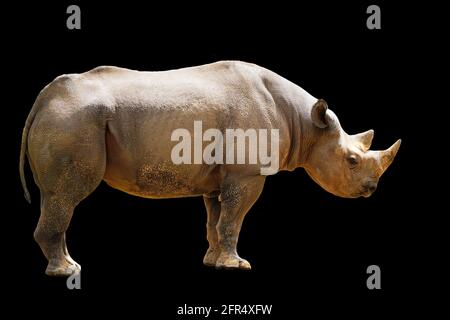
[34,155,105,276]
[215,176,265,270]
[30,116,106,276]
[203,195,221,266]
[34,195,80,276]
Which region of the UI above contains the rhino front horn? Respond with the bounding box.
[380,139,402,174]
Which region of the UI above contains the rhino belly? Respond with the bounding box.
[103,127,218,198]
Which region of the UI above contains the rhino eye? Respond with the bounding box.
[347,155,359,168]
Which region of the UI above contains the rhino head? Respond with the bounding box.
[304,99,401,198]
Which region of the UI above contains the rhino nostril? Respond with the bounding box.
[363,182,377,193]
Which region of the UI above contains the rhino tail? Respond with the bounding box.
[20,100,40,204]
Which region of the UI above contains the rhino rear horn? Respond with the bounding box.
[353,129,374,151]
[380,139,402,173]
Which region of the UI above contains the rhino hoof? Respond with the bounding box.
[203,248,220,267]
[45,260,81,277]
[215,254,251,270]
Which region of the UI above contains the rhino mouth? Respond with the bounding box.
[360,190,373,198]
[350,190,373,198]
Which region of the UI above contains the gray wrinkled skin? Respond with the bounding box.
[20,61,400,275]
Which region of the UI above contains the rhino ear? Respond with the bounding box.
[311,99,329,129]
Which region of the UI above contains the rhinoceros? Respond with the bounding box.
[20,61,400,275]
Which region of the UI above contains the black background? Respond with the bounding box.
[5,0,442,317]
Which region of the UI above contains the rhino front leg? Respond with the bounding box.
[203,195,221,266]
[215,176,265,270]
